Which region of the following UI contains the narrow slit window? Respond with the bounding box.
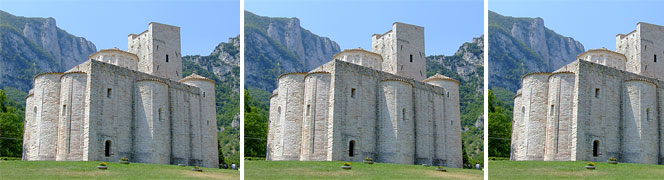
[550,105,555,116]
[351,88,356,98]
[655,54,657,63]
[306,105,311,116]
[166,54,169,62]
[402,108,406,121]
[410,54,413,62]
[595,88,600,98]
[647,108,651,121]
[107,88,112,98]
[62,105,67,116]
[158,108,163,121]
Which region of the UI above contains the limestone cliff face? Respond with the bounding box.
[427,35,484,92]
[244,11,340,91]
[489,11,584,92]
[183,35,240,86]
[0,10,96,91]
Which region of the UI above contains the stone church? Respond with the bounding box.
[22,22,219,168]
[266,22,463,168]
[511,22,664,164]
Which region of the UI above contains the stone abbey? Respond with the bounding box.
[266,22,463,168]
[22,22,219,168]
[511,22,664,164]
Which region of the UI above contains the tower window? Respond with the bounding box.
[595,88,600,98]
[158,108,163,121]
[306,105,311,116]
[166,54,169,62]
[550,105,554,116]
[351,88,356,98]
[410,54,413,62]
[107,88,112,98]
[402,108,406,121]
[655,54,657,63]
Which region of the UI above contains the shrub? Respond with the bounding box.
[343,162,351,166]
[99,162,108,166]
[121,157,129,161]
[364,157,373,161]
[194,166,200,169]
[587,162,595,166]
[438,166,445,169]
[609,157,617,161]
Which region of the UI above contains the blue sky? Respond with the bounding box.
[1,0,239,56]
[490,0,664,51]
[246,0,483,56]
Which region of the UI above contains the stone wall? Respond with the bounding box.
[372,23,426,81]
[300,72,331,161]
[544,72,575,161]
[56,72,87,161]
[128,22,182,81]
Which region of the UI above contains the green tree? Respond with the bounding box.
[0,89,24,157]
[243,90,268,158]
[488,90,512,157]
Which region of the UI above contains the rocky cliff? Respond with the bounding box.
[0,10,96,91]
[244,11,340,91]
[488,11,584,92]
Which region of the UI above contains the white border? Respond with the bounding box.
[483,0,489,179]
[239,0,245,178]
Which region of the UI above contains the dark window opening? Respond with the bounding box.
[107,88,112,98]
[655,54,657,63]
[550,105,555,116]
[595,88,600,98]
[158,108,163,121]
[647,108,651,121]
[349,140,355,157]
[105,140,111,157]
[166,54,169,62]
[410,54,413,62]
[593,140,599,157]
[402,108,406,121]
[447,92,450,98]
[306,105,311,116]
[62,105,67,116]
[203,92,206,97]
[351,88,356,98]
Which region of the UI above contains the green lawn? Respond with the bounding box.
[245,160,483,179]
[489,160,664,179]
[0,160,239,179]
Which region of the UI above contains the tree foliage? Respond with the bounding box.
[243,89,269,158]
[0,89,24,157]
[488,89,513,157]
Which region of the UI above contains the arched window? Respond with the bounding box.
[105,140,112,157]
[593,140,599,157]
[349,140,355,157]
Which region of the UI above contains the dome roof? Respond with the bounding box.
[423,73,459,85]
[180,73,216,85]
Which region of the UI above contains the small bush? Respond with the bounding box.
[121,157,129,161]
[609,157,617,161]
[99,162,108,166]
[364,157,373,161]
[194,166,200,169]
[343,162,351,166]
[587,162,595,166]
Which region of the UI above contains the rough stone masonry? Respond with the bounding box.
[266,22,463,168]
[22,22,219,168]
[512,22,664,164]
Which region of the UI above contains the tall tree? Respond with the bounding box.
[488,90,512,157]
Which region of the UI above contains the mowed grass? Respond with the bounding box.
[490,160,664,179]
[245,160,483,179]
[0,160,239,179]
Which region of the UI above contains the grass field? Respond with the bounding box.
[244,160,483,179]
[0,160,239,179]
[489,160,664,179]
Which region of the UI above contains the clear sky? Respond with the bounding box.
[246,0,483,56]
[490,0,664,51]
[1,0,240,56]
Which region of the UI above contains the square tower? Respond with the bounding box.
[616,22,664,81]
[372,22,426,81]
[128,22,182,81]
